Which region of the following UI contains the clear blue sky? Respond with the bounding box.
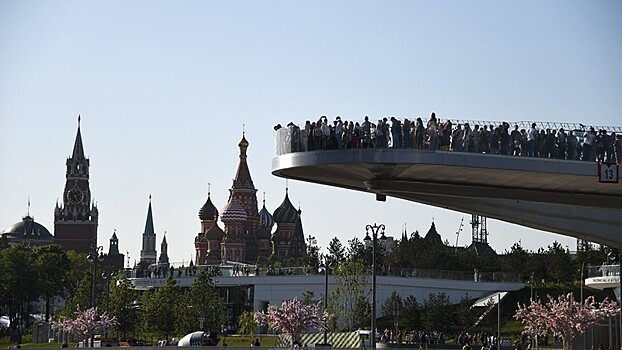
[1,1,621,265]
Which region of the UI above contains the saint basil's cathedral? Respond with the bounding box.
[193,133,307,265]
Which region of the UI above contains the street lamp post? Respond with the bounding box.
[580,261,586,350]
[86,245,104,347]
[323,257,332,346]
[364,223,386,350]
[607,250,622,350]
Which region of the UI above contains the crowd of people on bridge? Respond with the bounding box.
[275,113,622,162]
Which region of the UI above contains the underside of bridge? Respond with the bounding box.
[272,149,622,248]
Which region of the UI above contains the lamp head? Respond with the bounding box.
[608,251,618,263]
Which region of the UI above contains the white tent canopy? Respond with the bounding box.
[472,291,509,308]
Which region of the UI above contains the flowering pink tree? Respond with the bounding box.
[254,298,331,345]
[52,306,118,347]
[515,293,619,350]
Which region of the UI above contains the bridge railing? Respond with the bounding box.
[124,263,520,283]
[274,118,622,159]
[587,264,620,278]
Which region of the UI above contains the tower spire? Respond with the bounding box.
[72,115,86,160]
[232,132,254,189]
[144,196,155,236]
[140,195,157,264]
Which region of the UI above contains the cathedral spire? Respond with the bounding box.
[140,195,157,264]
[72,115,86,160]
[144,195,155,236]
[232,132,254,189]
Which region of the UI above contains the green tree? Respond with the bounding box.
[401,295,421,330]
[303,235,321,271]
[544,242,574,284]
[502,242,529,280]
[175,269,227,335]
[526,248,547,286]
[108,276,139,339]
[421,292,452,331]
[302,290,315,305]
[0,244,38,329]
[34,244,71,321]
[60,250,92,316]
[327,237,346,263]
[346,237,367,263]
[455,294,478,332]
[331,260,369,331]
[238,311,257,341]
[380,291,402,330]
[141,277,181,338]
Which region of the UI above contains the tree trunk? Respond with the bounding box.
[563,336,574,350]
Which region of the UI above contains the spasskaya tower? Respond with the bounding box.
[54,116,99,253]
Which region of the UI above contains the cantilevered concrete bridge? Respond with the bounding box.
[271,123,622,248]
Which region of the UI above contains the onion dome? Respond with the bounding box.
[199,192,218,221]
[220,198,248,223]
[238,133,249,148]
[273,190,297,223]
[258,200,274,229]
[195,232,207,243]
[205,222,225,241]
[256,227,272,239]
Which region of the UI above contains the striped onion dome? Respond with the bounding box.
[258,200,274,229]
[273,190,297,224]
[221,198,247,223]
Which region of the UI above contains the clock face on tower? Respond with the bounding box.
[67,188,84,204]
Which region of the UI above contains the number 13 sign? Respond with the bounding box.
[599,162,619,183]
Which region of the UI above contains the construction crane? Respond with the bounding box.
[454,218,464,253]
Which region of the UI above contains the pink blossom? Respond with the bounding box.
[254,298,331,345]
[52,306,118,346]
[515,293,619,350]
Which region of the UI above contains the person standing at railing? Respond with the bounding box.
[498,122,510,155]
[527,123,538,157]
[415,117,425,149]
[391,117,402,148]
[346,121,355,148]
[511,124,521,156]
[582,127,595,161]
[463,123,473,152]
[566,130,578,160]
[362,116,372,148]
[471,125,481,153]
[427,112,439,150]
[334,116,343,149]
[489,124,500,154]
[440,120,452,151]
[604,130,615,162]
[556,128,567,159]
[381,117,390,148]
[313,118,323,150]
[480,125,490,153]
[320,117,330,149]
[452,123,464,152]
[403,118,413,148]
[376,119,386,148]
[612,132,622,163]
